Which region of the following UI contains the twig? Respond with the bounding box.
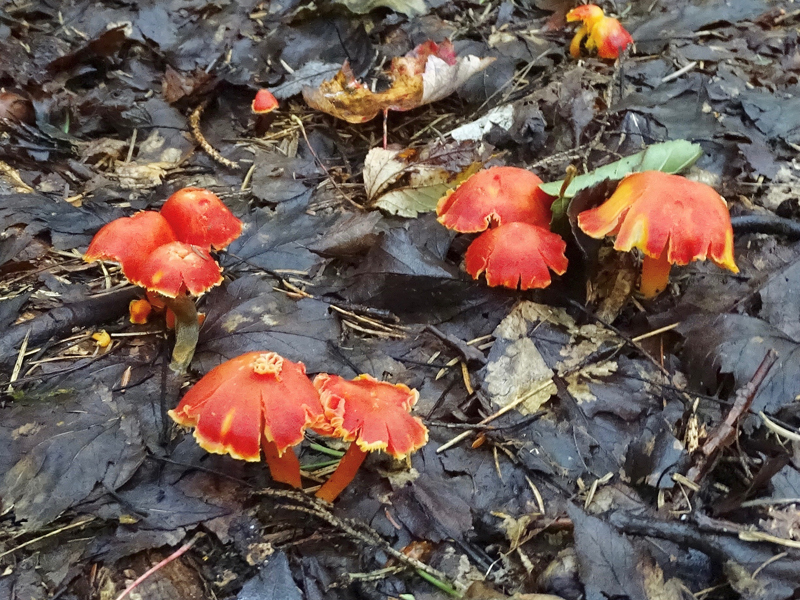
[661,61,697,83]
[424,325,487,366]
[685,350,778,485]
[0,517,94,560]
[189,102,239,169]
[731,214,800,239]
[114,535,201,600]
[289,114,362,210]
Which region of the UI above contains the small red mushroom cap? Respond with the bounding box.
[130,241,223,298]
[169,351,325,461]
[313,374,428,458]
[436,167,555,233]
[465,222,569,290]
[84,212,176,280]
[577,171,738,272]
[160,187,243,250]
[129,298,153,324]
[252,89,279,114]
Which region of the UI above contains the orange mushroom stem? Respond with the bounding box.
[577,171,738,298]
[312,373,428,502]
[169,351,326,488]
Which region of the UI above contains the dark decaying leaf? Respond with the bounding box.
[758,258,800,340]
[0,379,145,531]
[237,552,302,600]
[567,505,682,600]
[195,275,342,374]
[678,314,800,414]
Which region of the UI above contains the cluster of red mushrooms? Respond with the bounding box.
[440,168,738,299]
[84,187,242,372]
[169,352,428,502]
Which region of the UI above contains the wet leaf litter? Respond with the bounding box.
[1,1,799,599]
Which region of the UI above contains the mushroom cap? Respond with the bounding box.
[160,187,243,250]
[129,298,153,324]
[252,89,279,114]
[566,4,604,25]
[84,212,177,280]
[169,351,325,460]
[436,167,554,233]
[577,171,738,272]
[465,222,569,290]
[588,16,633,59]
[312,373,428,459]
[130,241,223,297]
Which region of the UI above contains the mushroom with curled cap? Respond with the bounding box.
[169,351,326,488]
[577,171,738,298]
[465,222,569,290]
[436,166,554,233]
[566,4,633,60]
[252,89,279,114]
[312,374,429,502]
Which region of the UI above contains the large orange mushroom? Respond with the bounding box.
[312,374,429,502]
[577,171,738,298]
[465,222,569,290]
[566,4,633,60]
[160,187,242,251]
[436,166,554,233]
[169,351,325,488]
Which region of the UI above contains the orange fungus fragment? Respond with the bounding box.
[566,4,632,60]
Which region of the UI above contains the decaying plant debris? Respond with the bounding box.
[1,1,800,599]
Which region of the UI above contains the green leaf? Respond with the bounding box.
[373,182,452,217]
[539,140,703,198]
[334,0,426,17]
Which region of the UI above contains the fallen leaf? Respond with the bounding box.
[303,39,494,123]
[334,0,426,16]
[541,139,703,200]
[237,552,302,600]
[364,141,487,217]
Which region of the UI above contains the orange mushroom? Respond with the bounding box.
[566,4,633,60]
[436,167,555,233]
[129,298,153,324]
[312,374,428,502]
[84,211,176,280]
[252,89,278,114]
[465,222,569,290]
[169,351,326,488]
[160,187,243,251]
[577,171,738,298]
[129,241,222,371]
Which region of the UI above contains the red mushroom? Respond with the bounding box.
[577,171,738,298]
[169,351,325,488]
[465,222,569,290]
[252,89,279,114]
[436,167,555,233]
[312,374,428,502]
[160,187,243,251]
[84,211,176,280]
[129,298,153,324]
[130,241,223,371]
[566,4,633,60]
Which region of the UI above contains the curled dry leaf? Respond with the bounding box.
[302,40,495,123]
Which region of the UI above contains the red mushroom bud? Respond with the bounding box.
[169,351,326,488]
[436,167,555,233]
[252,89,279,114]
[84,211,177,280]
[160,187,243,251]
[129,298,153,324]
[464,222,569,290]
[577,171,738,298]
[312,374,428,502]
[131,241,223,371]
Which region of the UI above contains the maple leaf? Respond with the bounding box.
[302,40,495,124]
